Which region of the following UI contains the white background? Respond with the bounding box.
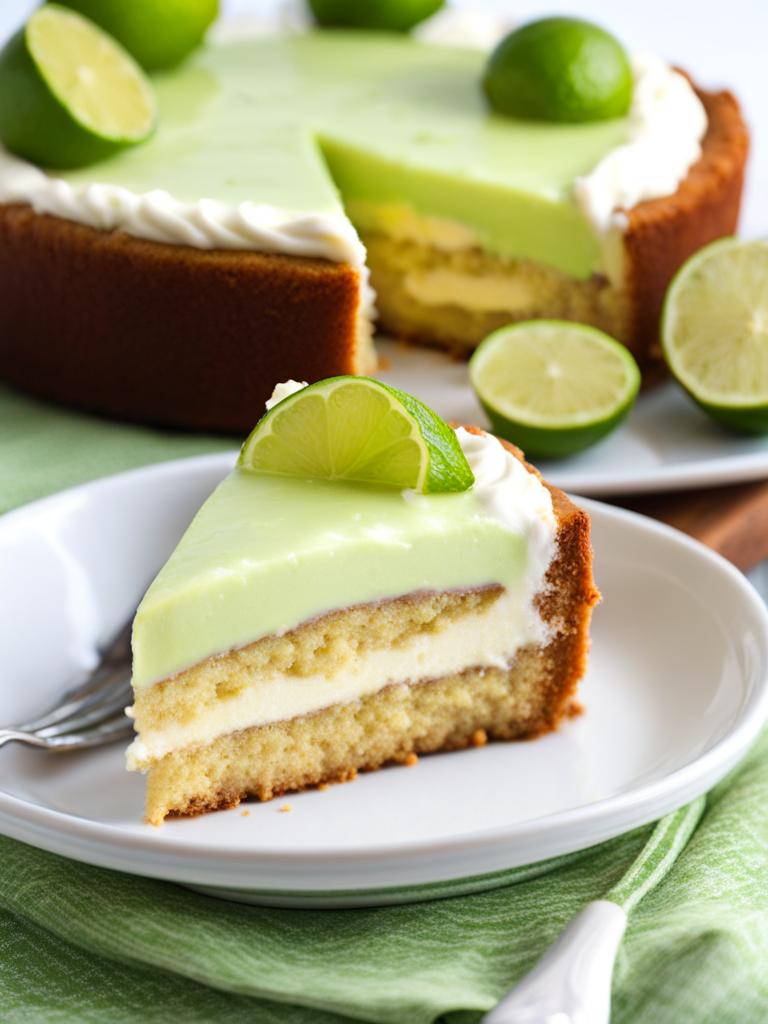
[1,0,765,237]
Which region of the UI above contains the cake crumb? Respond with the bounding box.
[240,810,250,818]
[377,355,392,371]
[472,729,488,748]
[278,803,292,813]
[317,782,329,792]
[404,752,419,767]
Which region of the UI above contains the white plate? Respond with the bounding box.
[1,455,767,908]
[377,340,768,497]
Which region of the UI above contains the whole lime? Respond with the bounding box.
[483,16,633,123]
[56,0,219,71]
[308,0,444,33]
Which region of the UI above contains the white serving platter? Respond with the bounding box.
[0,453,767,907]
[378,339,768,497]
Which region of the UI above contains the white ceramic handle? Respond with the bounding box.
[482,900,627,1024]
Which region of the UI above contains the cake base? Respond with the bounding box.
[145,653,584,825]
[0,206,374,432]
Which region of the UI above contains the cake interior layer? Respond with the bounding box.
[129,585,528,766]
[362,230,632,356]
[143,637,577,825]
[51,32,630,277]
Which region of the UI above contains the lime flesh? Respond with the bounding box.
[239,377,474,493]
[483,16,633,123]
[662,238,768,433]
[0,4,155,168]
[470,321,640,459]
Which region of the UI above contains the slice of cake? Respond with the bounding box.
[0,26,748,431]
[127,378,599,823]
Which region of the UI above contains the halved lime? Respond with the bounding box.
[469,321,640,459]
[238,376,475,493]
[662,238,768,433]
[0,4,156,169]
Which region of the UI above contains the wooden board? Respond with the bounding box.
[615,480,768,572]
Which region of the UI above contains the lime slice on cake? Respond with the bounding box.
[470,321,640,459]
[482,16,633,123]
[662,238,768,433]
[0,4,156,169]
[239,376,475,493]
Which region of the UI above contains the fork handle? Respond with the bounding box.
[0,728,48,750]
[482,900,627,1024]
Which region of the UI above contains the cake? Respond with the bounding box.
[127,381,599,824]
[0,28,748,431]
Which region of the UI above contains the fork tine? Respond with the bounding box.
[23,672,131,734]
[43,714,135,751]
[18,618,134,732]
[36,681,133,738]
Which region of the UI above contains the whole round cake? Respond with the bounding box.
[0,22,748,431]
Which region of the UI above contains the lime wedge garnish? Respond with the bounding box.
[0,4,156,169]
[238,376,475,493]
[469,320,640,459]
[662,238,768,433]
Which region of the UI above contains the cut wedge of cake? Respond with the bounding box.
[127,380,599,823]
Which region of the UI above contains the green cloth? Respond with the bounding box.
[2,386,768,1023]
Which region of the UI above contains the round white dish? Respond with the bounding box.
[0,455,767,907]
[377,340,768,497]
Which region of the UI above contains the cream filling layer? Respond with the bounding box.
[126,588,536,768]
[403,269,547,313]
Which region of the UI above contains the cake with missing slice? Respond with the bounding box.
[127,377,599,823]
[0,24,748,430]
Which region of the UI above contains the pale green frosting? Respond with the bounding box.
[53,31,629,278]
[131,430,557,689]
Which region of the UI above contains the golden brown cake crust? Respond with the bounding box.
[622,83,749,366]
[0,205,365,431]
[138,431,600,822]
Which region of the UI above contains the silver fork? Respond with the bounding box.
[0,617,135,752]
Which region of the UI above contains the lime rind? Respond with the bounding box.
[469,320,640,459]
[662,237,768,423]
[238,376,474,493]
[0,4,155,169]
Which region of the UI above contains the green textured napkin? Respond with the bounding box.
[2,386,768,1024]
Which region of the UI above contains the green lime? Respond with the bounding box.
[662,238,768,433]
[57,0,219,71]
[0,5,156,169]
[469,321,640,459]
[239,376,474,493]
[308,0,444,33]
[482,16,633,123]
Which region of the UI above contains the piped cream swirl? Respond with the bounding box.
[0,148,367,265]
